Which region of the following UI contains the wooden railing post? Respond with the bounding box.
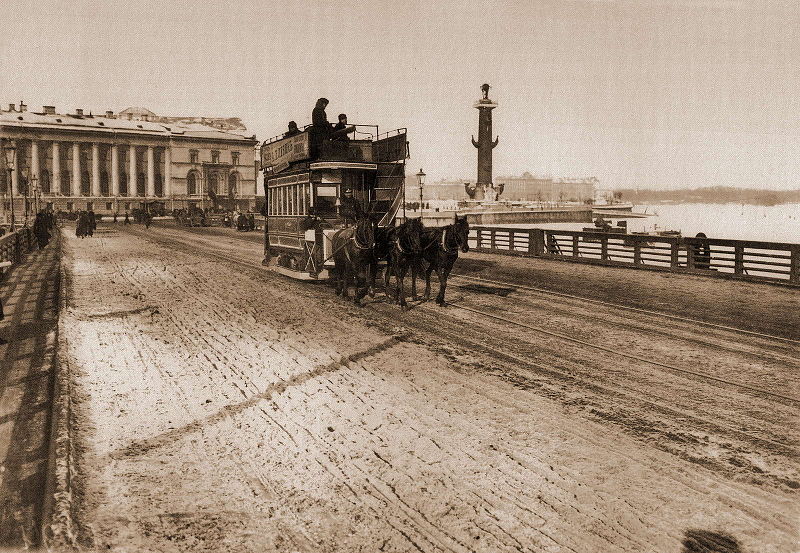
[490,229,496,251]
[686,239,695,269]
[670,239,679,269]
[530,229,544,256]
[734,245,744,276]
[634,240,642,265]
[790,245,799,283]
[509,230,515,252]
[601,236,608,261]
[573,235,580,258]
[476,229,483,249]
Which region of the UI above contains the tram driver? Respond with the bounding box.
[338,187,363,227]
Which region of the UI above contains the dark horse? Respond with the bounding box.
[331,217,376,305]
[416,215,470,306]
[383,217,424,309]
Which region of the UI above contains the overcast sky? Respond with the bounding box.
[1,0,797,189]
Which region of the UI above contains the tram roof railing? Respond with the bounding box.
[261,124,380,146]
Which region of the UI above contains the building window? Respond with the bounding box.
[119,172,128,196]
[211,150,220,164]
[231,152,240,166]
[155,174,163,197]
[81,171,91,195]
[187,171,198,195]
[125,202,130,210]
[106,202,113,210]
[66,201,74,212]
[209,173,219,194]
[189,150,199,164]
[137,173,146,196]
[87,201,93,211]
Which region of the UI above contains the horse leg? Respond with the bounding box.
[354,261,368,305]
[397,263,408,309]
[423,260,435,301]
[436,258,455,306]
[368,260,377,298]
[410,256,419,301]
[383,259,392,298]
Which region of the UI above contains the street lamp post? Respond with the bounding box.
[3,140,16,230]
[416,168,425,219]
[21,166,31,226]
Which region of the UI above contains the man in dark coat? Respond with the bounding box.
[339,188,363,226]
[311,98,332,156]
[87,210,96,236]
[33,211,51,248]
[124,211,130,225]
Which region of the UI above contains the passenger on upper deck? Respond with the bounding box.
[284,121,301,137]
[332,114,351,142]
[311,98,332,156]
[312,98,331,132]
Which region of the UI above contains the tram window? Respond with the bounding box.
[315,185,337,217]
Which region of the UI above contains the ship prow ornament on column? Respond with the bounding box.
[467,83,502,202]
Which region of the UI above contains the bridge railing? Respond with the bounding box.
[469,226,800,285]
[0,226,37,269]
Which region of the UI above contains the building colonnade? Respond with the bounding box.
[6,138,173,200]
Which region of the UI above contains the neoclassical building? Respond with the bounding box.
[0,103,258,217]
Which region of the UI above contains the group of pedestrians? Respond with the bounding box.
[75,210,97,238]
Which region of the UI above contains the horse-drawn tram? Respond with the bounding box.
[260,120,408,280]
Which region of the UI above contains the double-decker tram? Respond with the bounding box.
[260,121,408,280]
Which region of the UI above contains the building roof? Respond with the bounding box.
[0,108,257,143]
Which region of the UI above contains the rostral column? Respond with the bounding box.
[467,83,500,201]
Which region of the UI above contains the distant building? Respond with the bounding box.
[412,174,598,203]
[0,102,258,217]
[407,178,475,201]
[496,172,597,202]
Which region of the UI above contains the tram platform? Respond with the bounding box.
[0,234,60,548]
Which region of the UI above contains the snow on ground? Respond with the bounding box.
[58,225,797,552]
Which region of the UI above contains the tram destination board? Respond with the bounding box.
[262,132,311,171]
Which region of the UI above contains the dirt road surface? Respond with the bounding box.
[57,223,798,552]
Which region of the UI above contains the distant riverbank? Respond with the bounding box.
[614,187,800,206]
[491,203,800,243]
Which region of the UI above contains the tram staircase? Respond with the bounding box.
[374,161,406,226]
[372,130,409,226]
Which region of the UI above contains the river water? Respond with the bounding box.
[495,203,800,244]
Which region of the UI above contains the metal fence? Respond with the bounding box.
[0,226,37,268]
[469,227,800,286]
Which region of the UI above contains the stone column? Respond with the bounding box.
[52,142,61,195]
[129,145,137,196]
[10,146,18,196]
[146,146,155,198]
[111,144,120,197]
[31,140,40,184]
[91,143,101,196]
[164,146,172,197]
[72,143,81,196]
